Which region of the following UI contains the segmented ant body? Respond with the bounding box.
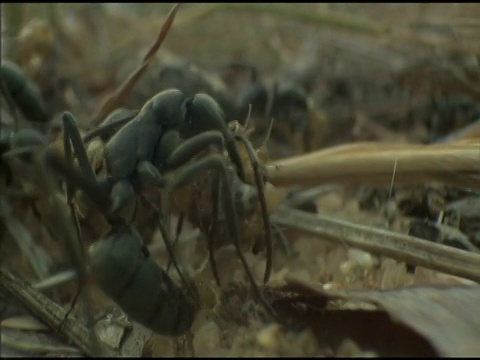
[66,89,247,219]
[88,224,197,335]
[4,87,276,336]
[4,128,201,336]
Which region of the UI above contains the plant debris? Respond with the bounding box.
[2,3,480,358]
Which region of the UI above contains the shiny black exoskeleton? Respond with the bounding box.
[78,89,246,216]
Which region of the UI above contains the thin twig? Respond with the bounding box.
[0,268,117,357]
[271,206,480,283]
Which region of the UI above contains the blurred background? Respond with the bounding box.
[2,4,480,356]
[2,3,479,155]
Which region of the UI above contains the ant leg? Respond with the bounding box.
[166,213,184,272]
[234,135,273,284]
[184,94,246,181]
[164,130,225,170]
[0,74,21,130]
[160,131,256,283]
[63,112,136,219]
[33,147,120,353]
[160,131,258,283]
[30,151,88,331]
[44,150,112,214]
[54,113,93,331]
[136,130,225,186]
[5,128,110,215]
[82,108,138,143]
[206,176,222,286]
[62,113,84,240]
[62,112,97,181]
[143,196,196,302]
[139,131,253,290]
[160,154,278,320]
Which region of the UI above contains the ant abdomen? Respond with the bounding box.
[88,225,197,336]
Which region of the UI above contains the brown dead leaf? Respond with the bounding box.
[269,277,480,356]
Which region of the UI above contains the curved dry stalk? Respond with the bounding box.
[62,3,383,81]
[266,141,480,188]
[89,3,181,126]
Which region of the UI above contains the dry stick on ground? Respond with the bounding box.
[266,141,480,189]
[0,268,117,357]
[265,141,480,282]
[271,206,480,283]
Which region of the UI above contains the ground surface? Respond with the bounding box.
[1,3,480,357]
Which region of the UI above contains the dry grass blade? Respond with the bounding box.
[0,268,117,357]
[436,119,480,144]
[33,269,78,292]
[31,151,108,357]
[266,141,480,189]
[271,206,480,283]
[32,152,86,280]
[89,3,181,127]
[0,196,51,280]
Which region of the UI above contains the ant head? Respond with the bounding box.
[272,81,309,128]
[181,93,227,139]
[148,89,186,127]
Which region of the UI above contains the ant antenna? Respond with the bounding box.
[146,196,196,300]
[261,116,275,149]
[264,81,278,128]
[244,103,252,130]
[167,214,184,272]
[206,176,222,286]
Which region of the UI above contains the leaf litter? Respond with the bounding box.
[2,3,480,358]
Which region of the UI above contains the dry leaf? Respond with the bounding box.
[271,277,480,356]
